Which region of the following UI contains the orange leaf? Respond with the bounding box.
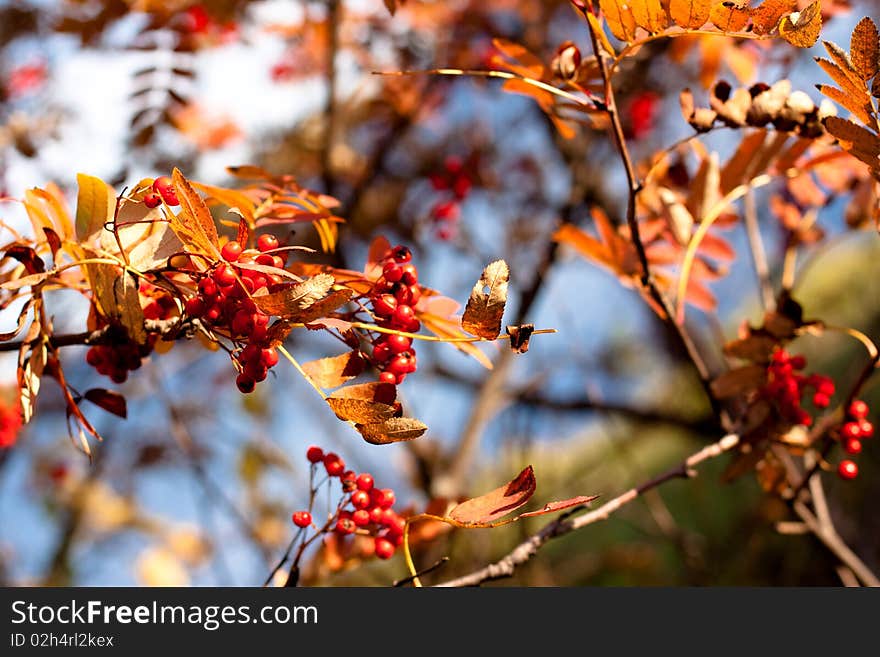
[851,17,879,81]
[301,351,365,389]
[778,0,822,48]
[448,466,537,526]
[630,0,669,34]
[170,168,219,259]
[669,0,712,29]
[709,1,750,33]
[599,0,637,42]
[355,417,428,445]
[749,0,796,35]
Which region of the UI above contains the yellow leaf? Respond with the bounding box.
[669,0,712,29]
[75,173,115,242]
[630,0,669,34]
[599,0,637,42]
[778,0,822,48]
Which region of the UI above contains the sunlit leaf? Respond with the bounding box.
[448,465,537,526]
[461,259,509,340]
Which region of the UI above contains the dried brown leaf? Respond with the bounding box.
[749,0,796,35]
[462,260,509,340]
[326,397,396,424]
[252,274,335,318]
[356,417,428,445]
[710,364,766,398]
[520,495,600,518]
[506,324,535,354]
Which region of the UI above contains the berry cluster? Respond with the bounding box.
[762,349,835,427]
[368,245,421,385]
[184,235,285,394]
[429,156,472,240]
[85,285,177,384]
[293,446,405,560]
[144,175,180,209]
[837,399,873,481]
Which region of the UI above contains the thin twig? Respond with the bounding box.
[436,434,740,587]
[743,188,775,312]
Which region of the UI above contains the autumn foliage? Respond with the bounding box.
[0,0,879,587]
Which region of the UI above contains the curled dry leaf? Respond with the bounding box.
[329,381,397,404]
[84,260,147,345]
[356,417,428,445]
[252,273,335,318]
[462,259,509,340]
[506,324,535,354]
[448,465,536,526]
[301,351,365,389]
[326,397,396,425]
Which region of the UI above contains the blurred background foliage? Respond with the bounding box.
[0,0,877,586]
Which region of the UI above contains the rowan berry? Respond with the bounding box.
[374,537,395,560]
[292,511,312,528]
[306,446,324,463]
[838,460,858,480]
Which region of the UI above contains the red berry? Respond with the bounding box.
[817,379,835,397]
[378,488,395,509]
[257,234,279,252]
[387,514,406,537]
[351,490,371,509]
[399,263,418,285]
[453,176,472,199]
[199,277,218,297]
[324,453,345,477]
[335,517,356,535]
[374,537,395,560]
[812,393,830,409]
[356,473,374,491]
[789,355,806,370]
[383,263,403,283]
[143,193,162,208]
[386,334,412,354]
[213,265,238,286]
[372,294,397,317]
[352,509,371,527]
[152,175,173,193]
[86,347,103,367]
[838,460,858,480]
[391,304,415,327]
[341,470,357,490]
[158,188,179,206]
[236,373,255,394]
[373,342,392,363]
[379,371,398,385]
[306,446,324,463]
[292,511,312,528]
[843,438,862,455]
[391,246,412,263]
[184,296,206,317]
[848,400,869,420]
[842,422,861,441]
[859,420,874,439]
[261,348,279,368]
[221,241,243,262]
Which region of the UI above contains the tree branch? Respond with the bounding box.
[436,434,740,587]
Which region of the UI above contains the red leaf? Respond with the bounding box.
[448,466,537,526]
[83,388,128,419]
